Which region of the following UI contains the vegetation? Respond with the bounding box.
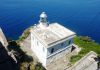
[20,62,46,70]
[8,40,45,70]
[70,36,100,64]
[16,27,31,43]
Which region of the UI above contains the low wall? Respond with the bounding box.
[68,51,97,70]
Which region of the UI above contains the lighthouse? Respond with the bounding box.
[31,12,76,69]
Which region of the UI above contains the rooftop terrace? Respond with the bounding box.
[31,23,75,47]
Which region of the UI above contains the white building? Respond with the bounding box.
[31,12,76,68]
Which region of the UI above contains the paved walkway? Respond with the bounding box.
[19,34,32,55]
[68,51,98,70]
[19,34,39,64]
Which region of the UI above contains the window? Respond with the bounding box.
[69,40,71,45]
[37,41,39,46]
[51,48,54,54]
[33,37,34,41]
[43,47,45,52]
[61,43,64,46]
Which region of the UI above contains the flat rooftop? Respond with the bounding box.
[31,23,75,47]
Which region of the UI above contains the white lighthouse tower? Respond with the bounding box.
[39,12,49,28]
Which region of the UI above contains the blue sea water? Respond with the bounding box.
[0,0,100,43]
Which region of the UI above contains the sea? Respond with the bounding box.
[0,0,100,43]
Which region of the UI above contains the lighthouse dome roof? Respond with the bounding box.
[40,12,47,18]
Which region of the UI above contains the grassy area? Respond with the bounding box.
[70,36,100,64]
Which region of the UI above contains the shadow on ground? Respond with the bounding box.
[8,40,46,70]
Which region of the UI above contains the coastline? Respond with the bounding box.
[16,26,100,63]
[7,26,100,70]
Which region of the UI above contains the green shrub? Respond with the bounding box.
[17,27,30,43]
[35,62,46,70]
[70,55,82,64]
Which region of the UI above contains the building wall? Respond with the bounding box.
[47,38,73,56]
[31,30,74,67]
[46,45,72,66]
[31,33,47,66]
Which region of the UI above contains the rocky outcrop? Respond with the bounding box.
[0,28,8,49]
[0,28,18,70]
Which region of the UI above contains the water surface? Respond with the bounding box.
[0,0,100,43]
